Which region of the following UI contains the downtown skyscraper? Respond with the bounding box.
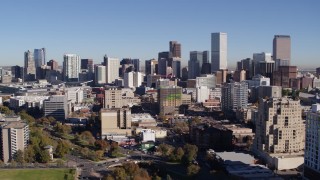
[211,32,227,72]
[63,54,81,82]
[273,35,291,71]
[103,55,119,84]
[24,50,36,81]
[34,48,46,68]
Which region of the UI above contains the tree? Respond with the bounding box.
[14,150,25,165]
[133,169,151,180]
[175,147,185,162]
[39,150,51,163]
[157,143,174,157]
[110,142,120,157]
[123,162,140,177]
[103,175,114,180]
[95,139,109,150]
[183,144,198,164]
[95,150,104,160]
[55,140,70,158]
[187,164,200,176]
[0,160,5,168]
[79,131,95,145]
[19,110,35,124]
[0,105,12,115]
[113,167,126,180]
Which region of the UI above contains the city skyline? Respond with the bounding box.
[0,0,319,69]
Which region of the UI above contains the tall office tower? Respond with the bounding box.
[11,65,23,79]
[105,87,122,109]
[158,51,170,67]
[169,41,181,58]
[24,50,36,81]
[252,52,274,76]
[181,67,188,81]
[0,116,29,163]
[272,66,297,88]
[159,86,182,116]
[63,54,80,82]
[221,81,248,113]
[236,58,254,79]
[188,52,201,79]
[132,59,140,72]
[304,104,320,178]
[34,48,46,68]
[124,71,144,88]
[273,35,291,64]
[172,58,181,78]
[104,55,119,83]
[145,59,158,75]
[44,95,68,120]
[158,58,168,76]
[201,51,211,74]
[253,97,305,170]
[211,32,227,72]
[81,59,93,70]
[95,65,106,85]
[100,108,132,139]
[47,59,59,71]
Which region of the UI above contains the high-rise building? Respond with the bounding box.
[188,51,205,79]
[63,54,80,82]
[0,116,29,163]
[211,32,227,72]
[34,48,46,68]
[105,87,122,109]
[304,104,320,178]
[169,41,181,58]
[132,59,140,72]
[158,58,168,76]
[221,81,248,113]
[272,66,297,88]
[24,50,36,81]
[145,59,158,75]
[95,65,106,85]
[47,60,59,71]
[158,86,182,116]
[100,108,132,139]
[104,55,119,83]
[11,65,23,80]
[273,35,291,64]
[124,71,144,88]
[172,58,181,78]
[44,95,68,120]
[81,59,93,70]
[196,75,216,88]
[253,97,304,170]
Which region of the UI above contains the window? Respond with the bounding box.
[284,116,288,126]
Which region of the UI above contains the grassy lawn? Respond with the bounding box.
[0,168,75,180]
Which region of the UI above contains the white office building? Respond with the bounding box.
[63,54,81,81]
[104,55,119,83]
[211,32,227,72]
[124,71,144,88]
[95,65,106,85]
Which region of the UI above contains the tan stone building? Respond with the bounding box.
[100,108,132,140]
[253,97,305,170]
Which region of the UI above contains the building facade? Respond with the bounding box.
[304,104,320,178]
[100,108,132,139]
[211,32,227,72]
[44,95,68,120]
[254,97,305,170]
[63,54,81,82]
[104,55,119,83]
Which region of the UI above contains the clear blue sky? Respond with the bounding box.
[0,0,319,69]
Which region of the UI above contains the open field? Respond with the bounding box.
[0,168,75,180]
